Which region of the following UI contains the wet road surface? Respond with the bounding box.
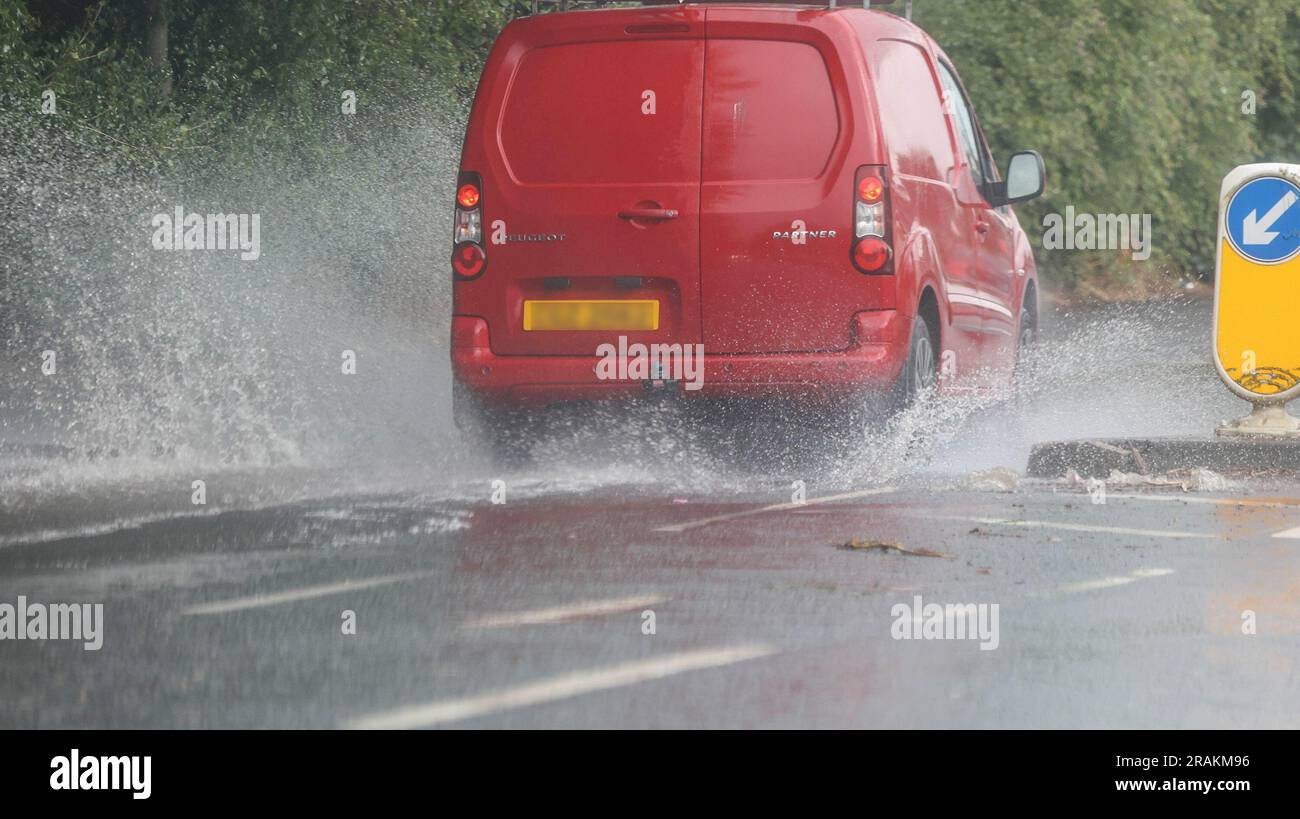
[5,299,1300,729]
[3,478,1300,729]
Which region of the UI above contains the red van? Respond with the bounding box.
[451,0,1044,450]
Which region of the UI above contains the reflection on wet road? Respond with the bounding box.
[3,480,1300,728]
[4,300,1300,728]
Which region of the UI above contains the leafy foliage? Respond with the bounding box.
[2,0,517,169]
[916,0,1299,285]
[1,0,1297,289]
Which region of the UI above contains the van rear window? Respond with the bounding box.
[703,40,838,182]
[500,40,703,185]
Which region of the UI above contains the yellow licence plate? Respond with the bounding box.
[523,300,660,332]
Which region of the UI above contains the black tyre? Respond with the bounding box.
[1014,306,1035,377]
[452,383,533,467]
[895,313,937,408]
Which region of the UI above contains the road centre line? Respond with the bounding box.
[653,487,897,533]
[1104,493,1300,509]
[1053,567,1176,595]
[180,571,435,616]
[341,644,778,729]
[934,515,1216,539]
[464,595,667,628]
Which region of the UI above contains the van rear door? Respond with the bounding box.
[700,10,883,354]
[462,8,705,356]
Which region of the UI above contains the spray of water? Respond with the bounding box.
[1,90,1233,535]
[487,296,1232,495]
[1,94,472,494]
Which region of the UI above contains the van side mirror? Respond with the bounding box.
[989,150,1045,207]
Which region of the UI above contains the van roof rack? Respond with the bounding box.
[526,1,901,13]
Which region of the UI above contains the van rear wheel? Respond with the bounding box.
[894,313,937,408]
[453,385,533,467]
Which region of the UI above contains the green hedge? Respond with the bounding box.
[2,0,1297,288]
[917,0,1298,285]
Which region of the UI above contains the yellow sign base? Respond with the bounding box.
[1216,403,1300,438]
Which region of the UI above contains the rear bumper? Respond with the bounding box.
[450,310,910,409]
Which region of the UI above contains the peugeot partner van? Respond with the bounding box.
[450,0,1045,447]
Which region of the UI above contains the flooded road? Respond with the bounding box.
[5,298,1300,728]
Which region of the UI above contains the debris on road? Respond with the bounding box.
[1062,467,1241,493]
[967,526,1023,539]
[962,467,1020,492]
[840,538,954,559]
[1029,436,1300,479]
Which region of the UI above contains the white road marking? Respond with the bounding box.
[180,571,434,616]
[464,595,667,628]
[1053,567,1175,595]
[942,515,1215,539]
[1104,493,1300,509]
[653,487,897,533]
[1070,493,1300,539]
[341,644,778,729]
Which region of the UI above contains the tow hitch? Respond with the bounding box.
[643,361,678,394]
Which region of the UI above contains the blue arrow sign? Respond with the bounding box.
[1226,175,1300,264]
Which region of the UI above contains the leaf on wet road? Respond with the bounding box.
[839,539,954,559]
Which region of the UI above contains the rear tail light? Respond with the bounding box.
[855,200,885,239]
[456,183,481,209]
[853,236,891,273]
[452,243,486,278]
[851,165,892,275]
[452,171,486,280]
[454,208,481,244]
[858,175,884,203]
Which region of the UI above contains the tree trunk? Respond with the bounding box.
[146,0,172,98]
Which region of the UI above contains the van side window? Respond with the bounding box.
[936,62,988,190]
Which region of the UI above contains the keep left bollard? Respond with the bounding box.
[1213,163,1300,437]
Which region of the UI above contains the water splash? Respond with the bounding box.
[1,96,470,491]
[0,92,1236,526]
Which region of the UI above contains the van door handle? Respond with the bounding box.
[619,207,679,221]
[974,221,990,235]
